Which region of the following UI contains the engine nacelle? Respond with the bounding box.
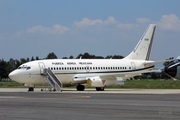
[87,76,125,87]
[87,76,105,87]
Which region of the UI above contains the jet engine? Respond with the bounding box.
[87,76,125,87]
[87,76,105,87]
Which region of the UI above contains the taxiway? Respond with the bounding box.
[0,88,180,120]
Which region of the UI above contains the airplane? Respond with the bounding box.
[164,56,180,80]
[9,24,170,92]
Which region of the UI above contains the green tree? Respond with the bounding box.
[151,72,158,79]
[83,52,91,59]
[15,59,21,68]
[76,52,104,59]
[76,53,83,59]
[46,52,58,59]
[105,55,124,59]
[0,59,8,78]
[26,57,30,62]
[36,56,39,60]
[62,57,68,59]
[69,55,74,59]
[20,58,27,64]
[8,58,16,72]
[31,56,35,61]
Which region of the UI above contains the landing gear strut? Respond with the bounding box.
[96,87,104,91]
[28,87,34,92]
[76,84,85,91]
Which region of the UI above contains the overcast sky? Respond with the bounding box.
[0,0,180,61]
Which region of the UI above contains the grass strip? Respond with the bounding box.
[1,80,180,89]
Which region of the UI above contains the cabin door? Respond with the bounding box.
[131,62,136,70]
[38,62,45,75]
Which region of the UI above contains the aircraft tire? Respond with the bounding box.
[76,84,85,91]
[28,87,34,92]
[96,87,104,91]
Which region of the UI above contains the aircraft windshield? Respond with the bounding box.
[173,59,180,64]
[17,65,31,70]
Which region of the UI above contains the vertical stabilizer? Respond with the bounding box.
[124,24,156,60]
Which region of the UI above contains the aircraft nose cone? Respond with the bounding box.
[9,71,19,81]
[164,66,177,78]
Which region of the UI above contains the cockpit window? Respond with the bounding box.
[17,65,31,70]
[18,67,22,69]
[176,59,180,62]
[26,66,31,70]
[172,59,180,64]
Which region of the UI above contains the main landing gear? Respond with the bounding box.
[76,85,105,91]
[96,87,105,91]
[28,87,34,92]
[76,84,85,91]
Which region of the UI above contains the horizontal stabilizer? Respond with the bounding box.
[144,59,174,66]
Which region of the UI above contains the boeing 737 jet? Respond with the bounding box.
[9,24,169,91]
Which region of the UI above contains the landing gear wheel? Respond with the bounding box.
[53,89,56,92]
[76,85,85,91]
[96,87,104,91]
[28,87,34,92]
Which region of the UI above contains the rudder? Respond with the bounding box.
[124,24,156,60]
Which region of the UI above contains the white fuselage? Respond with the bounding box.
[9,59,154,86]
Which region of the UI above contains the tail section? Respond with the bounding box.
[124,24,156,60]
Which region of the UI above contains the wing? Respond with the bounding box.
[73,67,161,87]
